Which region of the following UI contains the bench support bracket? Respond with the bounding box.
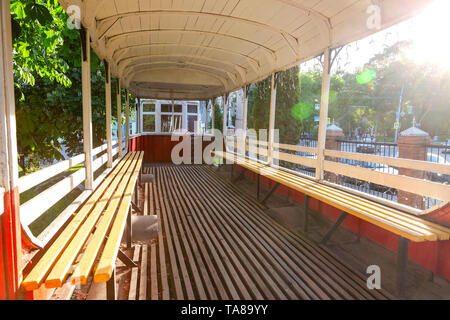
[303,195,310,234]
[397,236,409,298]
[131,201,143,215]
[232,168,246,184]
[260,182,280,205]
[256,174,260,200]
[106,268,117,300]
[320,212,348,245]
[118,249,138,268]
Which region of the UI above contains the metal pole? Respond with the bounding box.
[211,98,215,132]
[316,47,331,181]
[222,94,228,137]
[105,61,112,168]
[268,73,277,165]
[125,90,130,153]
[117,80,122,156]
[81,28,93,190]
[394,85,405,144]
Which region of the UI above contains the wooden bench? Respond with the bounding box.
[22,151,144,299]
[214,151,450,296]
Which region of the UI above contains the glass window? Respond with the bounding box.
[143,114,155,132]
[143,103,155,112]
[161,115,182,132]
[188,104,198,114]
[161,104,182,113]
[188,115,198,132]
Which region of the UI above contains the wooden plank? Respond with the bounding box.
[275,151,318,168]
[128,245,141,300]
[172,166,284,300]
[71,152,142,285]
[149,242,158,300]
[274,142,317,155]
[201,165,389,300]
[159,166,212,300]
[216,151,450,242]
[45,153,140,288]
[138,245,148,300]
[157,166,196,299]
[324,149,450,176]
[18,153,84,193]
[323,160,450,202]
[94,152,144,282]
[22,153,133,291]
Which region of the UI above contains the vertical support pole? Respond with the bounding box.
[125,90,130,153]
[116,80,122,156]
[397,236,409,297]
[81,28,93,190]
[316,47,331,181]
[106,268,117,300]
[242,86,248,135]
[211,98,215,132]
[268,73,277,165]
[137,98,141,134]
[222,94,228,137]
[0,0,22,299]
[105,61,112,168]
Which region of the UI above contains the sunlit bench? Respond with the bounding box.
[22,151,144,300]
[214,150,450,296]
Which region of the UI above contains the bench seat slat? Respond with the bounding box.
[94,152,145,283]
[44,153,140,288]
[22,153,134,291]
[71,152,143,285]
[230,153,449,240]
[214,151,450,243]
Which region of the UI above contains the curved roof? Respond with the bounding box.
[59,0,431,100]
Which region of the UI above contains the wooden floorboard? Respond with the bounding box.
[132,164,390,300]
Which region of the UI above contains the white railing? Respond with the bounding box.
[19,141,119,232]
[224,136,450,208]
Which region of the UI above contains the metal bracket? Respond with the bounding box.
[131,200,142,215]
[117,249,138,268]
[260,182,280,206]
[320,212,348,245]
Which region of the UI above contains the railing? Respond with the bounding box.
[19,140,123,245]
[224,135,450,214]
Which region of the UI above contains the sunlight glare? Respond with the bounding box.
[407,0,450,69]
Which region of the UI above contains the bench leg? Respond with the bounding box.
[131,201,143,215]
[260,182,280,206]
[127,207,132,250]
[303,195,310,234]
[232,168,246,183]
[256,174,260,200]
[397,237,409,298]
[230,164,234,180]
[106,268,117,300]
[320,212,348,245]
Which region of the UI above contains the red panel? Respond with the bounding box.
[0,213,6,300]
[2,187,22,299]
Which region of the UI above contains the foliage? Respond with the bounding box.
[11,0,131,173]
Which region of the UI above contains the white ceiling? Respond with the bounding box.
[58,0,432,100]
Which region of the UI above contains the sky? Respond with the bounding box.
[300,0,450,74]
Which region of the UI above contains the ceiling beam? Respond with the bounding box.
[111,43,262,75]
[106,29,277,67]
[116,54,247,83]
[96,10,300,57]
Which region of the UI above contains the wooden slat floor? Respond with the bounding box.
[130,164,391,300]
